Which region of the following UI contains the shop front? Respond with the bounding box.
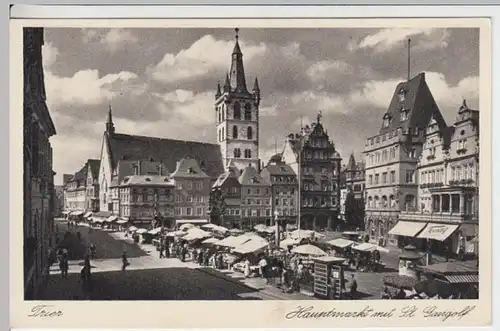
[365,217,398,247]
[388,221,428,249]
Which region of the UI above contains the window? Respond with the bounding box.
[408,149,416,158]
[374,196,380,208]
[244,103,252,120]
[450,167,455,180]
[405,170,415,183]
[465,194,474,215]
[234,102,241,119]
[390,171,396,183]
[368,175,373,185]
[451,194,460,213]
[232,125,238,138]
[196,207,203,216]
[374,174,379,185]
[432,195,441,212]
[247,126,253,139]
[457,139,466,150]
[221,108,225,121]
[244,149,252,158]
[404,195,415,211]
[463,165,468,180]
[222,127,225,140]
[400,109,408,122]
[382,172,387,184]
[234,148,241,158]
[389,195,396,208]
[441,195,450,213]
[186,207,192,216]
[187,195,193,202]
[174,207,181,215]
[142,189,148,202]
[383,117,390,128]
[382,196,388,208]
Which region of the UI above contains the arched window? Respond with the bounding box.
[247,126,253,139]
[389,195,396,208]
[221,108,225,121]
[234,102,241,119]
[232,125,238,139]
[368,196,373,208]
[218,110,221,123]
[244,103,252,120]
[374,196,380,208]
[382,195,388,208]
[405,195,415,211]
[222,127,225,140]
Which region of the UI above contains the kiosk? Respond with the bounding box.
[312,256,346,299]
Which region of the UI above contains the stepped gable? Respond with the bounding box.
[380,72,447,134]
[107,133,224,178]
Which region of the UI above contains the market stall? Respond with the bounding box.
[351,243,388,272]
[291,244,327,256]
[328,238,355,257]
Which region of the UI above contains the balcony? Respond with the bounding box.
[421,182,444,189]
[448,179,475,187]
[456,148,468,155]
[400,209,475,223]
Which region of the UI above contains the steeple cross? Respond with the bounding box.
[317,110,323,123]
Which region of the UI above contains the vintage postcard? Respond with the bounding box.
[10,11,492,329]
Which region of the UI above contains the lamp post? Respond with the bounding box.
[274,209,280,247]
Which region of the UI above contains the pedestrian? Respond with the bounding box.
[217,252,224,270]
[192,247,198,263]
[159,242,165,259]
[198,248,204,265]
[60,252,69,279]
[381,286,392,299]
[243,258,251,278]
[258,256,267,279]
[80,264,92,300]
[164,238,170,258]
[349,274,358,300]
[89,243,96,260]
[181,245,187,262]
[122,250,129,271]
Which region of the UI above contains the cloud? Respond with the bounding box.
[82,28,138,51]
[355,28,449,52]
[148,35,267,83]
[42,42,59,69]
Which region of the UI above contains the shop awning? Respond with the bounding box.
[445,274,478,284]
[105,215,118,223]
[328,238,355,249]
[388,221,427,237]
[176,219,208,225]
[417,223,459,241]
[91,217,103,223]
[116,219,128,224]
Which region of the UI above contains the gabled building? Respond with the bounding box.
[211,166,242,228]
[238,165,272,229]
[340,154,365,230]
[281,112,342,230]
[98,105,224,214]
[399,100,479,256]
[364,72,447,246]
[85,159,100,212]
[64,159,100,213]
[171,157,212,225]
[260,154,299,226]
[214,28,261,172]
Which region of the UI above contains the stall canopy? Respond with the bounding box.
[279,238,301,249]
[417,260,478,275]
[417,223,459,241]
[135,228,148,234]
[183,228,212,241]
[233,237,269,255]
[91,217,103,223]
[128,226,138,232]
[71,211,84,216]
[62,211,70,215]
[84,212,93,218]
[444,274,478,284]
[106,215,118,223]
[176,219,208,225]
[290,229,325,240]
[328,238,355,249]
[388,221,427,237]
[201,224,218,230]
[291,244,327,256]
[352,242,390,253]
[217,235,254,248]
[202,237,220,245]
[179,223,195,231]
[148,227,163,235]
[116,219,128,224]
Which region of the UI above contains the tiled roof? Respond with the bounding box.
[106,132,224,178]
[170,157,210,179]
[87,159,100,179]
[213,166,240,187]
[70,164,87,182]
[120,175,175,187]
[379,72,447,134]
[262,163,296,176]
[238,165,270,186]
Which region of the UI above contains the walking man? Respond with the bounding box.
[159,242,165,259]
[349,274,358,300]
[122,250,129,271]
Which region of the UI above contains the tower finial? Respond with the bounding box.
[317,110,323,123]
[235,28,239,41]
[106,103,115,134]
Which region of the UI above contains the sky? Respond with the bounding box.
[41,27,480,186]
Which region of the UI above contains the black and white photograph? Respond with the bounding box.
[22,24,482,304]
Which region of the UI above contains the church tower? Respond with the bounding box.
[106,104,115,135]
[215,28,261,171]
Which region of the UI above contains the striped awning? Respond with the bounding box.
[445,274,478,284]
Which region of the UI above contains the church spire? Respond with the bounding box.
[229,28,247,93]
[223,73,231,92]
[215,80,222,99]
[106,104,115,134]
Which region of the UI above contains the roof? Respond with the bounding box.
[106,132,224,178]
[285,121,341,159]
[417,260,478,275]
[238,165,270,186]
[120,175,175,187]
[261,163,296,177]
[379,72,447,134]
[70,164,87,182]
[213,166,240,187]
[87,159,100,179]
[170,157,210,179]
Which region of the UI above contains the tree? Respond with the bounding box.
[344,189,365,230]
[208,187,227,225]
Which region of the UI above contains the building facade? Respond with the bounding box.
[239,165,272,229]
[117,175,175,226]
[215,29,261,171]
[282,113,342,230]
[98,106,224,213]
[23,27,57,299]
[211,166,242,228]
[64,159,99,213]
[85,159,100,212]
[341,154,366,230]
[53,185,64,218]
[363,72,447,246]
[260,154,299,226]
[398,100,479,255]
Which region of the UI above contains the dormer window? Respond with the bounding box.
[400,108,409,122]
[187,167,196,174]
[398,88,406,102]
[251,177,259,183]
[382,113,392,128]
